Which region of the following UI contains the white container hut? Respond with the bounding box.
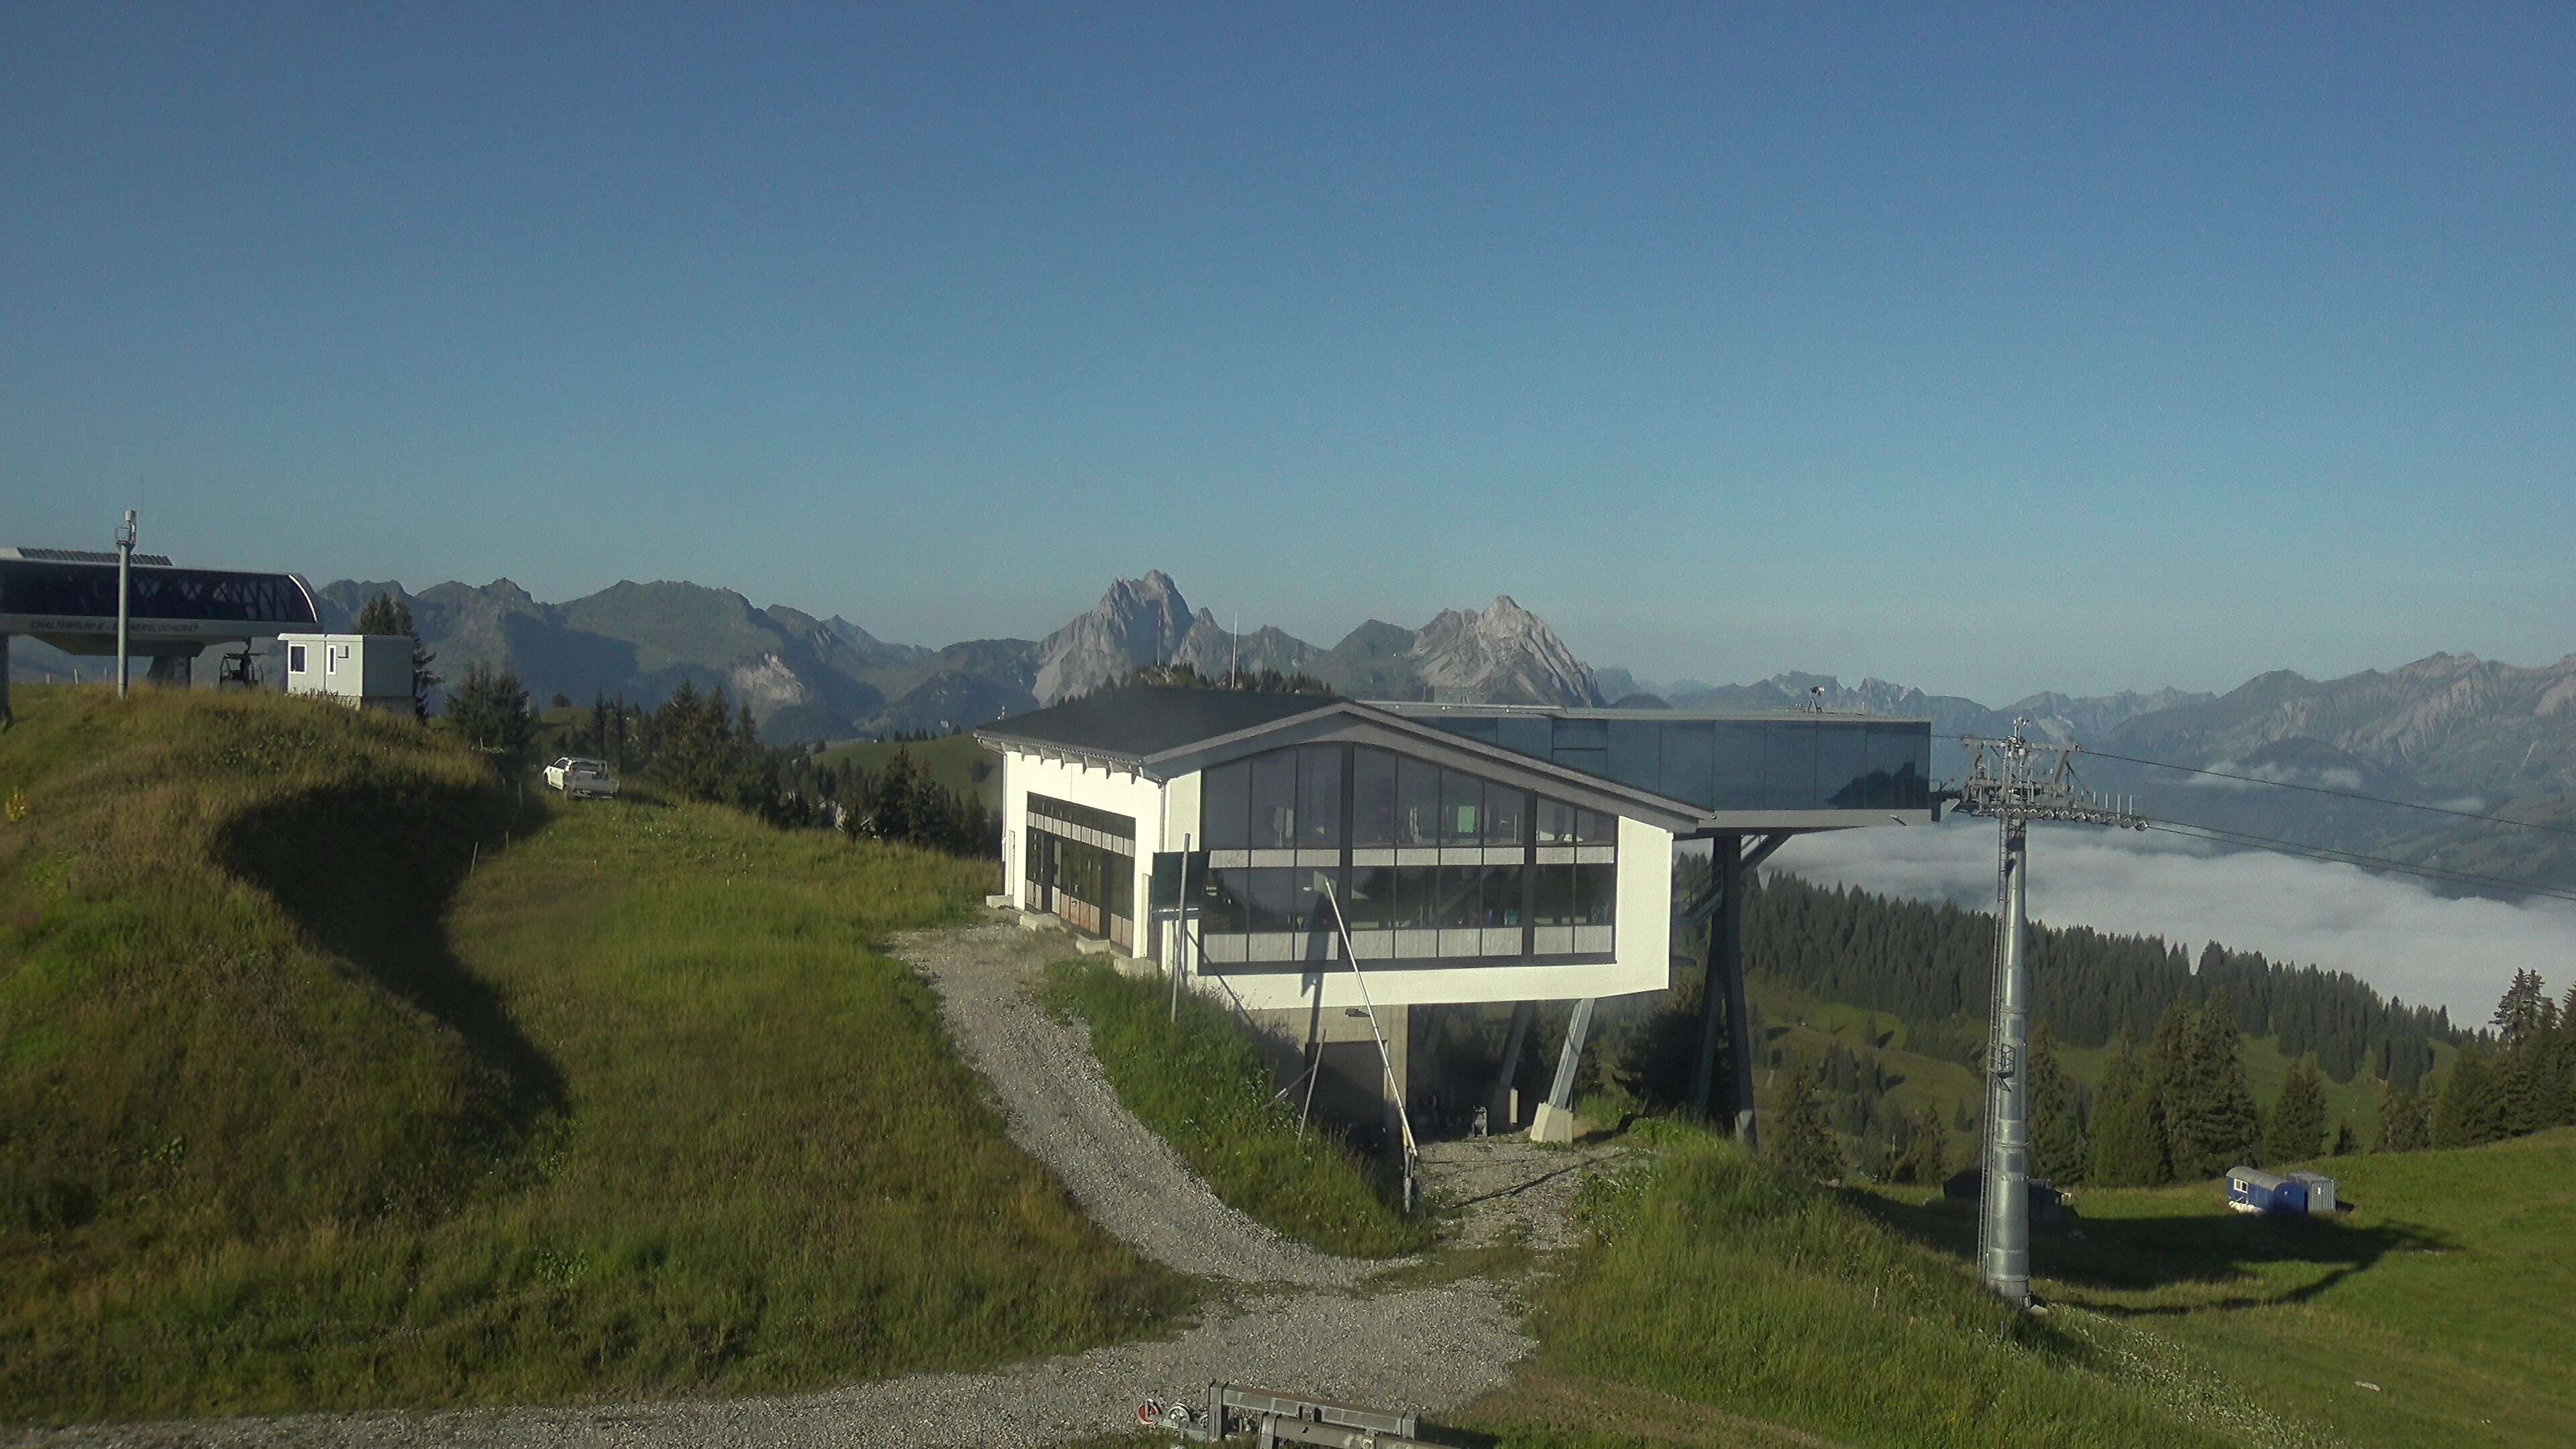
[278,633,413,714]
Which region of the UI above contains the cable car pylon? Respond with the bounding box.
[1952,718,2144,1305]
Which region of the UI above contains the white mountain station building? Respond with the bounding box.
[980,684,1932,1139]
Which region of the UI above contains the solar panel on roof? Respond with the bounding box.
[6,547,178,566]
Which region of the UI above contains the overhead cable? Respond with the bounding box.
[2080,747,2576,838]
[2134,818,2576,907]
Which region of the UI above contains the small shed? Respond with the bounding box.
[279,633,413,714]
[2226,1165,2310,1215]
[2285,1171,2339,1213]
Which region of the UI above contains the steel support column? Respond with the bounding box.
[1690,833,1741,1121]
[1719,841,1758,1149]
[1546,998,1595,1113]
[1978,820,2033,1305]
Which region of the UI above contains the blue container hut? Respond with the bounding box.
[2226,1165,2310,1215]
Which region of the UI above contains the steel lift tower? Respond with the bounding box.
[1953,721,2142,1305]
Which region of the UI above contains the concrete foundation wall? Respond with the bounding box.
[1249,1000,1409,1140]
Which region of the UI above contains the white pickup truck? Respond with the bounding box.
[543,757,620,799]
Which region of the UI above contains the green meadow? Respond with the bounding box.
[0,684,1179,1421]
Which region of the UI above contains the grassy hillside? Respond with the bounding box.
[814,733,1000,810]
[1,684,1179,1421]
[1472,1130,2576,1448]
[1044,959,1427,1257]
[1469,1135,2253,1448]
[1851,1128,2576,1446]
[2,684,522,1246]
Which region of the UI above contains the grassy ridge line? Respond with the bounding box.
[1042,959,1428,1258]
[1471,1139,2251,1449]
[2,684,1183,1418]
[1,684,520,1242]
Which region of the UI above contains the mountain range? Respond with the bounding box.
[11,568,2571,891]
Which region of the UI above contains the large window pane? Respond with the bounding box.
[1485,786,1527,846]
[1533,862,1575,925]
[1576,808,1617,845]
[1536,797,1575,843]
[1202,761,1249,851]
[1866,723,1927,810]
[1496,716,1551,759]
[1395,864,1438,928]
[1436,865,1482,930]
[1482,864,1525,927]
[1441,769,1483,845]
[1201,865,1248,934]
[1817,724,1870,809]
[1353,747,1398,846]
[1711,722,1766,811]
[1605,720,1660,790]
[1553,717,1607,751]
[1297,745,1343,849]
[1250,751,1297,848]
[1763,722,1819,810]
[1349,864,1396,930]
[1397,757,1442,845]
[1245,868,1301,932]
[1573,863,1618,926]
[1660,722,1716,808]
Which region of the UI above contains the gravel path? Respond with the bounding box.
[892,918,1366,1289]
[12,1283,1529,1449]
[11,914,1607,1449]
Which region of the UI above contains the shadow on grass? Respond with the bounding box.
[1850,1188,2453,1313]
[217,780,567,1134]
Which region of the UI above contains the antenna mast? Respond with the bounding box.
[115,509,138,700]
[1952,718,2142,1306]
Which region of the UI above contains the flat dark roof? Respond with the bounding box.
[979,684,1338,758]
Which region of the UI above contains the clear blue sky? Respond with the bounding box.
[6,3,2570,702]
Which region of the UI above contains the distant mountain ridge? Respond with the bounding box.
[15,566,2572,894]
[262,570,1606,741]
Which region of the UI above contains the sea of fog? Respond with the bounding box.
[1762,818,2576,1026]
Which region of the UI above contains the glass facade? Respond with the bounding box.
[1194,745,1617,971]
[1420,713,1931,812]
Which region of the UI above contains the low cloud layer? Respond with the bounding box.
[1770,820,2576,1026]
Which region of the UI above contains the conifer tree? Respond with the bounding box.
[874,746,920,843]
[2027,1020,2087,1185]
[1882,1100,1947,1185]
[2375,1079,2426,1152]
[443,663,534,777]
[351,592,439,719]
[2432,1049,2507,1148]
[2264,1058,2328,1164]
[2167,991,2262,1177]
[1767,1055,1841,1183]
[2088,1032,2171,1186]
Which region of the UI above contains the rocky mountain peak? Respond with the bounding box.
[1030,572,1199,704]
[1411,595,1602,706]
